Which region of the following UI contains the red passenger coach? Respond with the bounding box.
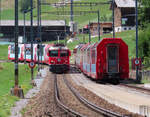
[47,44,71,73]
[75,38,129,82]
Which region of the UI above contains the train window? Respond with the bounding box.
[10,46,15,53]
[60,51,68,57]
[108,46,118,73]
[26,48,31,55]
[39,45,45,56]
[10,46,20,54]
[49,50,58,57]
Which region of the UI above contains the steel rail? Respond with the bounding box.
[63,74,125,117]
[120,83,150,94]
[54,74,86,117]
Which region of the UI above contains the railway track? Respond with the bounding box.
[119,83,150,95]
[0,59,11,63]
[59,74,124,117]
[54,73,85,117]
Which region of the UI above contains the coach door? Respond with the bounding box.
[107,45,119,73]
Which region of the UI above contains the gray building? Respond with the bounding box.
[0,20,70,42]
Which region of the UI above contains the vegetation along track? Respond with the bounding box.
[55,73,125,117]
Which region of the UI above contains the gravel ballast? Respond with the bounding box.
[66,72,143,117]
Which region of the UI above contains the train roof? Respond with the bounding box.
[49,46,69,50]
[75,38,127,51]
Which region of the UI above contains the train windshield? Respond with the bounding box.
[60,50,68,57]
[49,50,58,57]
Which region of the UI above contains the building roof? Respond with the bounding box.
[115,0,135,8]
[0,20,65,26]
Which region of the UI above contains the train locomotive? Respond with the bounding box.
[47,44,71,73]
[8,43,71,73]
[74,38,129,82]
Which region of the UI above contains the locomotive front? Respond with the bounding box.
[48,44,71,73]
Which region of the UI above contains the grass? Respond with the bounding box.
[141,79,150,84]
[66,30,136,57]
[45,30,136,59]
[1,0,111,27]
[0,62,37,117]
[0,45,9,60]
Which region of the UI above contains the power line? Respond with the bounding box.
[40,1,111,7]
[42,10,98,15]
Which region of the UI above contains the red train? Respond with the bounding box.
[47,44,71,73]
[74,38,129,83]
[8,43,71,73]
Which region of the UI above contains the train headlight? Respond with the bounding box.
[51,60,55,64]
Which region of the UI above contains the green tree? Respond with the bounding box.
[139,0,150,28]
[138,0,150,63]
[138,24,150,58]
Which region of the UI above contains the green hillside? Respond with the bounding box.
[1,0,136,58]
[1,0,111,27]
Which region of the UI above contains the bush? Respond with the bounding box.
[19,0,30,13]
[138,24,150,58]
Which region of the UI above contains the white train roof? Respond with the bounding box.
[49,46,69,50]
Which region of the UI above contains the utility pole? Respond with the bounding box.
[0,0,1,30]
[39,0,42,69]
[112,0,115,38]
[65,19,67,45]
[11,0,24,98]
[70,0,73,22]
[135,0,139,82]
[23,11,26,64]
[30,0,35,86]
[37,0,40,73]
[89,21,91,43]
[57,35,60,43]
[97,10,100,41]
